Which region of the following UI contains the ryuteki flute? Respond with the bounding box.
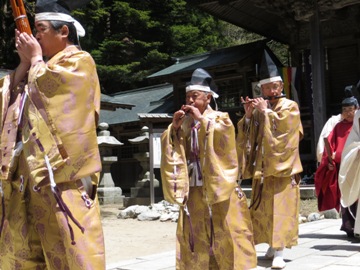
[241,94,286,104]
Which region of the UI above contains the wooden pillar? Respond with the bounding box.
[310,3,326,151]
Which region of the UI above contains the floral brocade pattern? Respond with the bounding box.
[250,176,300,248]
[0,45,104,269]
[176,187,257,270]
[237,97,303,249]
[0,158,105,270]
[161,107,257,269]
[161,107,240,206]
[237,98,303,180]
[26,46,102,185]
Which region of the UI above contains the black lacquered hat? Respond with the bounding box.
[258,49,283,86]
[342,85,359,107]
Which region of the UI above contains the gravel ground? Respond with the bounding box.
[100,198,320,264]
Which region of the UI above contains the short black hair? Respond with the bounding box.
[49,20,79,45]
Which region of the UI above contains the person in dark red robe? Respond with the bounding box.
[315,88,358,236]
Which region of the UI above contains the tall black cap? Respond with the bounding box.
[258,49,283,85]
[342,85,359,107]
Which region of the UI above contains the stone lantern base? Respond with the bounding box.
[98,187,125,206]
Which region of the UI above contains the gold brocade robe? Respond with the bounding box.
[0,45,101,186]
[161,107,238,206]
[161,107,257,269]
[237,98,303,249]
[0,46,105,269]
[237,98,303,179]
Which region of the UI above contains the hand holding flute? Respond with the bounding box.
[241,96,256,118]
[173,104,202,130]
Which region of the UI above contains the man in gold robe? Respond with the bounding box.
[0,1,105,269]
[237,50,303,269]
[161,68,257,270]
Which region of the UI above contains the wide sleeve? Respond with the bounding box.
[24,49,101,185]
[338,141,360,207]
[339,111,360,207]
[236,113,263,180]
[28,51,100,128]
[0,74,12,130]
[0,73,27,181]
[316,114,341,162]
[199,112,238,204]
[261,100,303,177]
[160,124,189,206]
[343,110,360,151]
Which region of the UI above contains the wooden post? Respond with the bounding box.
[310,2,327,154]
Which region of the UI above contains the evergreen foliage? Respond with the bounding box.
[0,0,286,93]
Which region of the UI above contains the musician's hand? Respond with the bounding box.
[16,30,42,65]
[181,104,203,122]
[241,96,254,118]
[172,109,186,130]
[253,97,268,113]
[15,30,30,64]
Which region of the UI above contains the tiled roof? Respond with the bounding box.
[101,93,134,111]
[148,40,267,78]
[100,83,174,125]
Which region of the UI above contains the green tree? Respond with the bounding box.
[1,0,285,93]
[76,0,233,93]
[0,0,34,68]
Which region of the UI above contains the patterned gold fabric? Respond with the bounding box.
[161,107,257,269]
[25,46,102,186]
[250,176,300,248]
[237,98,303,248]
[0,73,24,181]
[161,107,239,205]
[176,187,257,270]
[0,155,105,270]
[237,98,303,180]
[0,45,105,269]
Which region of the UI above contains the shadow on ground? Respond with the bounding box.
[257,256,291,268]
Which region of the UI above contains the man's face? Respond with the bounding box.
[341,105,357,122]
[261,81,283,104]
[34,20,64,58]
[185,90,211,114]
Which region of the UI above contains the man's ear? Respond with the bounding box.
[60,25,69,38]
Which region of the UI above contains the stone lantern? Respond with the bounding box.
[97,122,124,205]
[127,126,160,204]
